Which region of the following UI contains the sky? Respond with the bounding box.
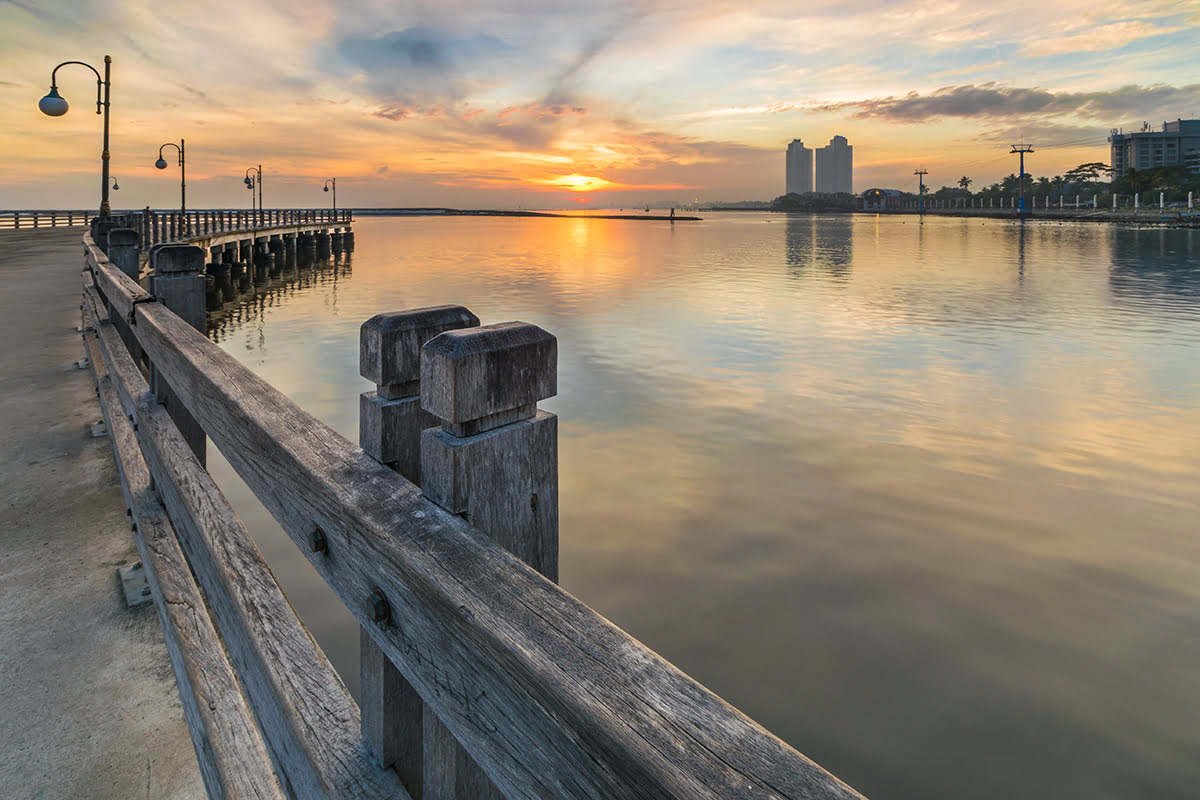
[1,0,1198,209]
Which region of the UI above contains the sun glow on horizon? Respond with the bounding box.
[539,174,616,192]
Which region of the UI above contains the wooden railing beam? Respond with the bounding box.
[80,325,286,800]
[81,277,411,800]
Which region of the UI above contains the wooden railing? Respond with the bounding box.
[105,208,352,250]
[0,210,95,229]
[79,228,865,800]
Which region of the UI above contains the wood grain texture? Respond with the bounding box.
[359,307,481,799]
[419,329,559,800]
[150,256,207,467]
[81,325,286,800]
[362,625,424,793]
[86,237,151,326]
[420,412,557,581]
[129,299,866,800]
[82,283,410,800]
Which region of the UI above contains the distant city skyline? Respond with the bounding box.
[815,135,853,194]
[786,135,853,195]
[785,139,813,195]
[2,1,1199,208]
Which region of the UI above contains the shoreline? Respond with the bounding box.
[350,207,701,221]
[877,207,1200,227]
[348,206,1197,228]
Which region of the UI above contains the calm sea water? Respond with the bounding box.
[206,213,1200,800]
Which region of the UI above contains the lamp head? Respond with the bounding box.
[112,180,119,190]
[38,87,68,117]
[244,176,253,187]
[155,157,168,170]
[324,185,329,192]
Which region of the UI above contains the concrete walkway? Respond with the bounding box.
[0,229,203,800]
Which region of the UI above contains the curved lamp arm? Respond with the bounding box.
[158,141,183,166]
[47,61,105,114]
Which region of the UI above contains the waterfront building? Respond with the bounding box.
[786,139,813,195]
[1108,119,1200,175]
[859,188,902,210]
[815,135,853,194]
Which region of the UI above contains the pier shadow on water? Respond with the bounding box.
[206,249,353,343]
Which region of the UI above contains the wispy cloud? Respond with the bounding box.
[1022,20,1184,58]
[811,83,1200,123]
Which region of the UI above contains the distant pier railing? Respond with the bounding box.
[0,210,96,229]
[78,220,865,800]
[105,207,352,250]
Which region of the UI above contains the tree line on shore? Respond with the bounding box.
[928,162,1198,207]
[767,162,1199,211]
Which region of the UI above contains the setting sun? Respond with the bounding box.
[540,174,615,192]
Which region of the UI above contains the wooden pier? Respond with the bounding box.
[48,216,865,798]
[0,227,204,800]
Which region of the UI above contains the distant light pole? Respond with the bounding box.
[914,168,928,213]
[1010,143,1034,213]
[244,165,262,225]
[322,178,337,215]
[38,55,113,219]
[155,139,186,227]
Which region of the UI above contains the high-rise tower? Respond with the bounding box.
[785,139,813,195]
[815,135,853,194]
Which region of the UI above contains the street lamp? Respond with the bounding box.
[322,178,336,215]
[39,55,113,219]
[109,176,120,191]
[244,165,262,224]
[154,139,186,225]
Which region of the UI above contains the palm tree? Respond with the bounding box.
[958,176,972,193]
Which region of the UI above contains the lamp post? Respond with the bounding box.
[39,55,112,219]
[322,178,337,216]
[155,139,186,227]
[244,165,262,226]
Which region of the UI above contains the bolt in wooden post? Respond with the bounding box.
[358,306,480,798]
[418,321,559,800]
[151,245,207,465]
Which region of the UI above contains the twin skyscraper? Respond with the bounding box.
[786,136,853,195]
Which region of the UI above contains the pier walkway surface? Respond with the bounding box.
[0,229,202,799]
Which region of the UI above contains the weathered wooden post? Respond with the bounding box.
[151,245,207,465]
[107,227,142,361]
[358,306,481,798]
[108,228,140,281]
[419,321,559,799]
